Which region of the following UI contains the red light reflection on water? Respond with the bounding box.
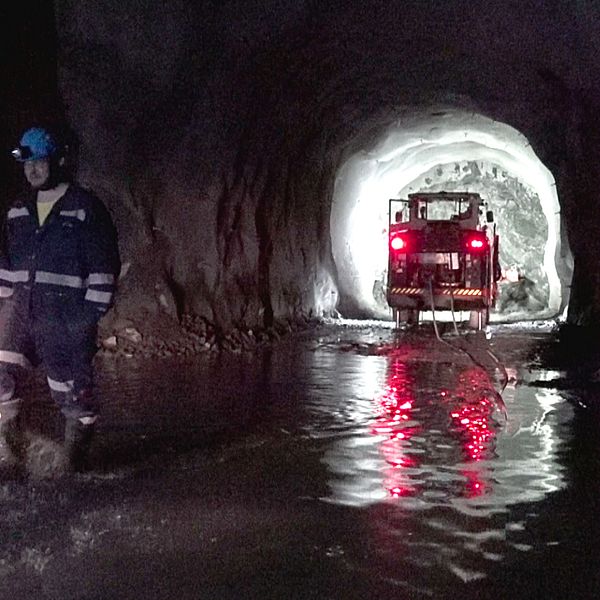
[371,359,418,498]
[449,366,499,498]
[372,361,500,500]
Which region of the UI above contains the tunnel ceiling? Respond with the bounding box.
[49,0,600,333]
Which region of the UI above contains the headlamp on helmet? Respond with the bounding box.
[11,127,59,162]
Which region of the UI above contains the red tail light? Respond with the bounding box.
[390,235,407,251]
[466,234,487,252]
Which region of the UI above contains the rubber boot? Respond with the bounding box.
[0,399,26,478]
[64,416,96,473]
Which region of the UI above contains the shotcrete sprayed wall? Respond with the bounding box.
[331,110,566,319]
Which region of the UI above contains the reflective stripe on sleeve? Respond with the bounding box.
[35,271,85,288]
[0,269,29,283]
[0,351,31,369]
[47,377,74,393]
[88,273,115,285]
[7,207,29,219]
[0,286,13,298]
[59,209,86,221]
[85,289,112,304]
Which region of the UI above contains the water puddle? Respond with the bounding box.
[0,322,596,599]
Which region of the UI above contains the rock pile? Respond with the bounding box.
[98,313,315,359]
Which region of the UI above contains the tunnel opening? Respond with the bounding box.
[330,108,570,323]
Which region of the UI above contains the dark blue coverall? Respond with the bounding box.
[0,184,120,418]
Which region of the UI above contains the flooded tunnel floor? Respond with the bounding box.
[3,320,600,599]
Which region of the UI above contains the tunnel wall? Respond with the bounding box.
[51,0,600,332]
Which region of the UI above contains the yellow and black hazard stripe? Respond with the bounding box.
[389,287,422,295]
[389,287,484,297]
[440,288,483,297]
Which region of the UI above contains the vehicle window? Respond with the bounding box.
[424,200,460,221]
[390,200,410,223]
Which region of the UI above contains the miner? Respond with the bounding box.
[0,126,120,475]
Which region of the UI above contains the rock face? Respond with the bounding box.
[13,1,600,333]
[402,161,550,305]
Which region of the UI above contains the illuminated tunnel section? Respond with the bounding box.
[330,109,568,320]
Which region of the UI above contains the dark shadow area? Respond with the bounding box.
[1,3,65,205]
[462,395,600,600]
[522,323,600,382]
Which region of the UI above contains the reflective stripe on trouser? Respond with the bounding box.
[47,377,97,420]
[0,291,99,419]
[0,294,37,403]
[0,398,21,422]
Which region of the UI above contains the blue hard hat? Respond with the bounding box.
[11,127,60,161]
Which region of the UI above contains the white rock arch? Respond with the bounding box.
[331,109,564,318]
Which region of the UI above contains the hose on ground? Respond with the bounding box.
[427,279,508,420]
